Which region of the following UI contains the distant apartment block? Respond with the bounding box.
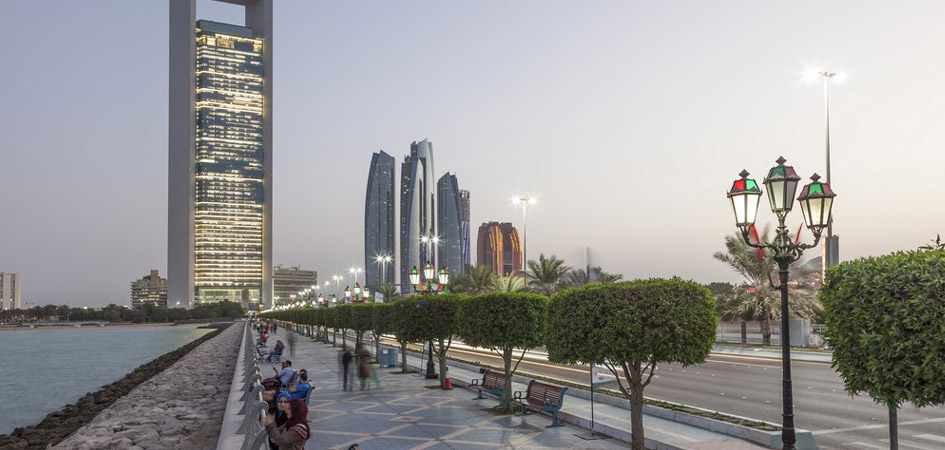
[476,222,522,276]
[131,270,168,308]
[459,190,471,269]
[364,151,396,289]
[0,272,22,310]
[273,265,318,306]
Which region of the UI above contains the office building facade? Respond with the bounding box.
[131,270,169,308]
[0,272,21,310]
[168,0,274,310]
[477,222,522,276]
[399,139,436,292]
[364,151,396,289]
[459,190,471,269]
[437,174,464,277]
[273,265,318,306]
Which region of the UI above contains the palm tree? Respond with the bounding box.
[526,254,571,296]
[492,275,525,292]
[379,284,400,303]
[713,227,821,345]
[562,266,623,288]
[450,265,497,294]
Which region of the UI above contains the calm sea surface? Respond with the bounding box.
[0,325,211,435]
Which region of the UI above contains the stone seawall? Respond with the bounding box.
[0,324,235,450]
[49,322,242,450]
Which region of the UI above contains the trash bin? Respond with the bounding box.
[379,347,399,368]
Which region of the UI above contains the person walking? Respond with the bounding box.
[287,330,296,356]
[341,347,353,392]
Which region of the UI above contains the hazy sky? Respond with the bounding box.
[3,1,945,306]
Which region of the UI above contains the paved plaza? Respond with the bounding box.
[279,333,628,449]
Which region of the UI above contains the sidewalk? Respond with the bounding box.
[277,330,767,450]
[711,345,832,363]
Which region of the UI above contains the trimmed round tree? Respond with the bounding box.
[349,304,374,351]
[821,250,945,448]
[391,299,422,373]
[334,304,353,349]
[405,294,463,388]
[457,292,548,410]
[547,279,716,450]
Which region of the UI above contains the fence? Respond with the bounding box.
[216,321,270,450]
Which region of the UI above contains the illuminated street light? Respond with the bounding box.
[511,195,538,277]
[726,157,836,450]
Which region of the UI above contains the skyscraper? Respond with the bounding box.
[365,151,396,289]
[168,0,273,310]
[400,139,435,292]
[477,222,522,276]
[437,173,464,278]
[459,190,471,269]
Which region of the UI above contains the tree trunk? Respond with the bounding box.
[889,404,898,450]
[760,313,772,346]
[437,338,447,388]
[503,347,513,412]
[342,329,347,348]
[374,332,381,361]
[332,328,337,346]
[399,341,408,373]
[629,363,645,450]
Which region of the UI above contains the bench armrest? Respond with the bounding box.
[470,379,482,387]
[512,391,525,400]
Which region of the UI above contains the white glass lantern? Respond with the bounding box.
[409,267,420,286]
[763,157,801,214]
[438,268,449,286]
[727,170,763,230]
[797,174,836,232]
[423,262,435,281]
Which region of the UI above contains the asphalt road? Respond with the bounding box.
[370,336,945,450]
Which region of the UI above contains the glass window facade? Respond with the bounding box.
[193,20,264,305]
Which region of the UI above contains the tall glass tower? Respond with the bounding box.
[168,0,273,310]
[364,151,396,289]
[400,139,435,292]
[459,190,471,269]
[437,174,464,278]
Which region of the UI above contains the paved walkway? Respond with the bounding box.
[269,328,768,450]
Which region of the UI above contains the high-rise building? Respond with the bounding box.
[459,190,471,269]
[400,139,436,292]
[0,272,22,310]
[364,151,396,290]
[168,0,274,311]
[437,174,464,278]
[131,270,168,308]
[477,222,522,276]
[273,265,318,307]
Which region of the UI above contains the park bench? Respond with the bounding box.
[469,369,508,401]
[512,380,568,428]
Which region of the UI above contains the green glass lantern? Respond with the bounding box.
[763,156,801,214]
[797,173,836,232]
[727,170,763,230]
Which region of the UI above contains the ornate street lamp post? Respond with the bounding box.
[727,157,836,450]
[410,261,450,380]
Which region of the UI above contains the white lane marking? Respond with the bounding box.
[881,438,941,450]
[915,434,945,443]
[813,417,945,435]
[845,442,888,449]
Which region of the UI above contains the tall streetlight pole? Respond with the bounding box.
[349,267,363,287]
[511,196,537,276]
[375,254,392,289]
[726,158,836,450]
[805,68,843,276]
[332,275,342,296]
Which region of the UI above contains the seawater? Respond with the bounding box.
[0,325,212,435]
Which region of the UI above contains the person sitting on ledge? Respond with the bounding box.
[265,340,285,362]
[285,370,311,401]
[264,398,310,450]
[268,393,290,450]
[262,360,296,393]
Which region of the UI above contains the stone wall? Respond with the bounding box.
[49,323,241,450]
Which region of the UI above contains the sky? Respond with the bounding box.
[2,1,945,307]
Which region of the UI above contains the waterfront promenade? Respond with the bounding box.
[260,327,769,450]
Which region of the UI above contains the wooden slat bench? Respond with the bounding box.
[513,380,568,427]
[469,369,508,402]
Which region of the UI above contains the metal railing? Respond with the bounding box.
[236,322,269,450]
